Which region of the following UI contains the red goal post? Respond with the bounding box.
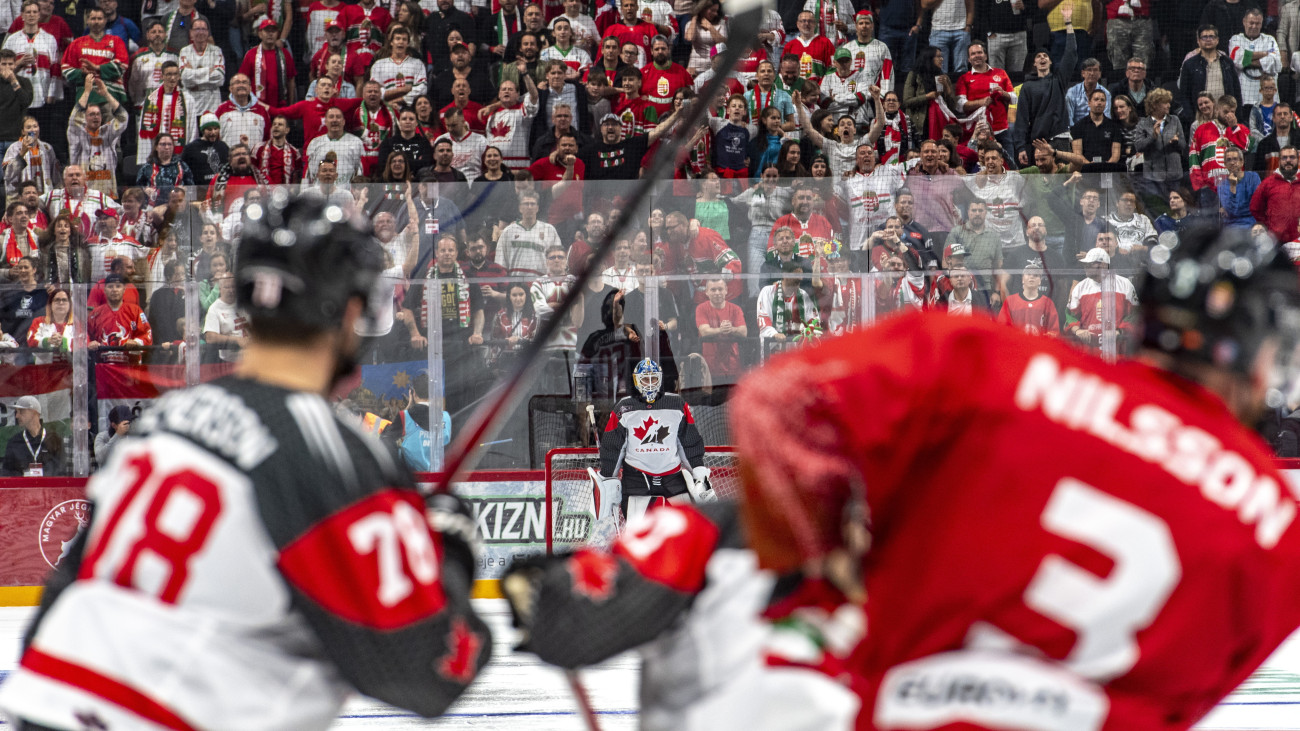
[544,447,741,553]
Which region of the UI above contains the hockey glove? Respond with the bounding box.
[426,492,480,578]
[690,466,718,503]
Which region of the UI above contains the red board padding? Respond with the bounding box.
[0,482,90,585]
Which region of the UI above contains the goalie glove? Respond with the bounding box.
[426,492,480,578]
[690,465,718,503]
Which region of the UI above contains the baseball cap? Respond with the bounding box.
[1081,247,1111,264]
[104,273,128,284]
[258,18,277,31]
[325,19,343,31]
[200,112,220,130]
[13,395,40,415]
[1023,260,1044,274]
[600,113,621,125]
[108,405,132,425]
[96,207,119,219]
[943,242,967,259]
[450,41,469,53]
[834,47,851,61]
[710,42,726,58]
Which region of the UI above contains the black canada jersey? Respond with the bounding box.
[600,392,706,477]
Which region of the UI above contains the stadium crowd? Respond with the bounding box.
[0,0,1293,463]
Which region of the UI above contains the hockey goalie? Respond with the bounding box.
[595,358,715,523]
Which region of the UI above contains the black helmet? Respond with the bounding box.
[235,190,383,335]
[1141,223,1300,374]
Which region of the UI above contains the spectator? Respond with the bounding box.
[1065,57,1110,127]
[1045,0,1091,77]
[927,0,971,75]
[372,24,425,107]
[216,73,271,149]
[68,77,128,197]
[126,20,177,107]
[1132,87,1186,202]
[2,394,64,476]
[310,22,365,89]
[1229,7,1279,113]
[61,7,129,107]
[0,202,38,275]
[273,76,362,147]
[1154,187,1196,236]
[422,0,474,73]
[603,0,659,68]
[349,80,393,176]
[768,181,834,258]
[1070,87,1123,163]
[529,243,578,350]
[0,51,33,165]
[1022,214,1069,317]
[181,112,228,186]
[433,41,494,111]
[1218,145,1259,227]
[903,45,958,145]
[239,19,296,107]
[5,0,70,53]
[26,286,73,362]
[756,259,819,347]
[977,0,1025,83]
[1202,0,1261,49]
[206,143,262,215]
[1012,27,1077,166]
[177,17,222,115]
[942,264,992,314]
[820,47,873,128]
[528,129,584,231]
[783,10,834,80]
[1190,94,1250,197]
[585,108,674,181]
[1255,102,1293,175]
[252,115,301,184]
[1247,74,1279,139]
[661,209,740,304]
[3,115,54,196]
[875,250,924,313]
[1282,0,1300,70]
[1105,2,1153,74]
[135,133,193,205]
[304,106,363,188]
[640,35,690,119]
[14,181,45,232]
[551,0,599,56]
[87,254,142,308]
[87,271,152,363]
[37,213,89,286]
[378,106,434,175]
[1250,146,1300,243]
[600,237,637,291]
[482,68,539,170]
[865,215,926,273]
[694,277,746,383]
[760,224,810,284]
[496,190,561,277]
[997,260,1060,335]
[158,0,206,53]
[400,234,484,414]
[3,3,57,130]
[746,59,796,131]
[135,61,194,168]
[904,138,965,238]
[947,198,1004,306]
[93,404,131,465]
[202,273,245,361]
[1107,56,1154,107]
[966,143,1026,251]
[682,1,724,76]
[1178,24,1242,131]
[434,107,487,182]
[956,40,1016,153]
[1065,246,1138,351]
[87,210,144,281]
[505,5,556,68]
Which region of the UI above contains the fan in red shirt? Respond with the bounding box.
[639,36,691,117]
[339,0,390,57]
[271,75,361,146]
[731,224,1300,731]
[253,115,302,184]
[768,183,836,258]
[783,11,836,81]
[88,272,152,364]
[955,40,1015,136]
[998,261,1060,336]
[308,21,368,85]
[528,131,585,225]
[602,0,657,64]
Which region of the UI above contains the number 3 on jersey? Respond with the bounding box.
[81,452,224,604]
[970,478,1181,681]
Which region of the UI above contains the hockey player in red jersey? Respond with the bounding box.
[597,357,712,522]
[0,194,490,730]
[730,223,1300,731]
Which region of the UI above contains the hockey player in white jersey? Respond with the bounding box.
[0,193,490,731]
[596,358,713,522]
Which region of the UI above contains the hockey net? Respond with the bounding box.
[544,446,740,553]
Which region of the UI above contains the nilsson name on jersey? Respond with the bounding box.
[135,384,279,470]
[1015,354,1296,549]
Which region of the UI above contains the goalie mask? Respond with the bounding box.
[633,358,663,403]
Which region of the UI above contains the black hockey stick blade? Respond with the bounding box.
[431,0,772,493]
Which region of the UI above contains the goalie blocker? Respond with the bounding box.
[597,359,713,521]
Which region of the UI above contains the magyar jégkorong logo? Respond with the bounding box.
[39,499,91,569]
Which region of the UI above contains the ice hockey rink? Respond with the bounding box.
[1,599,1299,730]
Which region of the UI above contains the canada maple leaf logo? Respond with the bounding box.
[437,617,483,684]
[633,416,670,444]
[488,119,513,139]
[568,548,617,602]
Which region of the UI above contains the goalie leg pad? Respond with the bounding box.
[625,495,667,524]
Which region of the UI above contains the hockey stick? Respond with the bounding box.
[430,0,772,494]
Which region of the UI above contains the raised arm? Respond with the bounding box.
[790,90,826,148]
